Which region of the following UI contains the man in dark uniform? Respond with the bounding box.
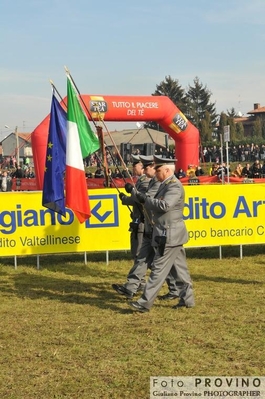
[113,155,184,300]
[113,155,161,297]
[119,154,150,259]
[128,155,195,312]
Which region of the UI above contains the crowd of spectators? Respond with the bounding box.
[83,145,265,182]
[207,159,265,180]
[0,163,36,192]
[84,147,176,169]
[201,143,265,164]
[175,158,265,181]
[2,142,265,191]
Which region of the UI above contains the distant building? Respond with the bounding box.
[104,127,174,156]
[1,132,32,166]
[2,127,174,169]
[234,103,265,136]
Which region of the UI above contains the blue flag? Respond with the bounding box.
[42,93,67,215]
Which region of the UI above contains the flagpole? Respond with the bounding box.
[93,152,131,196]
[64,66,98,129]
[97,126,110,188]
[49,80,67,109]
[49,76,132,207]
[64,66,133,182]
[64,67,151,224]
[94,109,134,182]
[127,124,144,144]
[50,76,128,189]
[92,122,150,225]
[95,114,152,225]
[65,67,111,188]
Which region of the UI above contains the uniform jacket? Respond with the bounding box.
[121,174,150,222]
[131,176,161,235]
[144,175,188,247]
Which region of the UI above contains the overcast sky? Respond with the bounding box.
[0,0,264,139]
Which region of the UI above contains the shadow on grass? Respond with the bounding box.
[0,266,260,314]
[0,271,135,312]
[192,273,262,285]
[1,247,263,313]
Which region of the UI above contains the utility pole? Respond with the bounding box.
[224,125,230,184]
[15,126,19,167]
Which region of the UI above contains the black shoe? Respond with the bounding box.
[129,301,149,313]
[112,284,134,299]
[172,300,194,309]
[158,292,179,301]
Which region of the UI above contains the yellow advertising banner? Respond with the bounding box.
[0,189,131,256]
[0,184,265,257]
[184,183,265,247]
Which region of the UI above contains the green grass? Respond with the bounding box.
[0,247,264,399]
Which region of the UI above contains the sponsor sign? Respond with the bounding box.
[1,185,265,256]
[184,184,265,246]
[0,189,130,255]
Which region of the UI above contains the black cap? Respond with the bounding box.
[131,154,141,165]
[139,155,154,168]
[153,155,177,169]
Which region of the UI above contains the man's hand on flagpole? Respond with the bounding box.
[119,192,127,201]
[125,183,134,194]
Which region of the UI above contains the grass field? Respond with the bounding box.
[0,246,264,399]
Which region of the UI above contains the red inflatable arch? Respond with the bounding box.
[31,95,199,190]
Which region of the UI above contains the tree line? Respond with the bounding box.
[145,75,265,146]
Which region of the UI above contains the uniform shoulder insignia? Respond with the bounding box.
[165,178,177,185]
[139,175,147,182]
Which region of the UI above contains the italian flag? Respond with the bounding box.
[65,77,100,223]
